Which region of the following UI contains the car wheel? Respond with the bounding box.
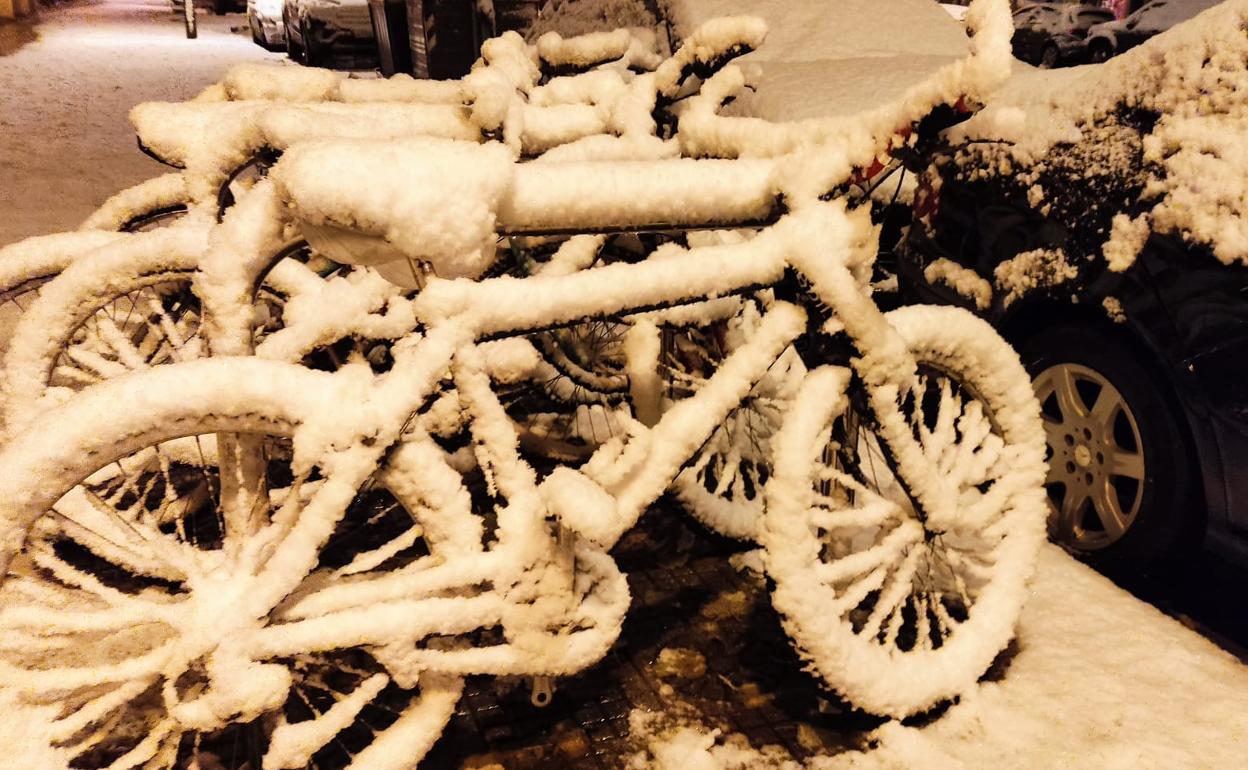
[1039,44,1060,69]
[1088,40,1113,64]
[285,17,305,62]
[302,19,329,67]
[1022,323,1199,575]
[249,12,264,44]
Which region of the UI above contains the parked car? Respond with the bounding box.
[1011,2,1116,68]
[283,0,376,67]
[1085,0,1221,63]
[248,0,286,48]
[898,0,1248,576]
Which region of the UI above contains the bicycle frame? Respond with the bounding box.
[205,186,944,682]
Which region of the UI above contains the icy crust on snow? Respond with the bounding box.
[924,256,992,310]
[271,139,515,279]
[953,0,1248,266]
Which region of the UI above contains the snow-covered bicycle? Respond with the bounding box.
[0,2,1045,767]
[0,20,761,440]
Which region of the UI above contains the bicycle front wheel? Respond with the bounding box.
[1,229,316,432]
[762,305,1047,718]
[0,358,467,769]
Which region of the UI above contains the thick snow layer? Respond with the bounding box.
[663,0,973,121]
[952,0,1248,266]
[634,545,1248,768]
[0,0,281,247]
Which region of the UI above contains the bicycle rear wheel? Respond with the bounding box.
[0,359,468,769]
[762,306,1047,718]
[1,231,322,432]
[663,299,804,540]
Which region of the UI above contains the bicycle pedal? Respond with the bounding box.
[530,676,556,708]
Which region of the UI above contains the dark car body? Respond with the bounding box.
[898,103,1248,570]
[283,0,377,67]
[1011,2,1116,67]
[1085,0,1221,62]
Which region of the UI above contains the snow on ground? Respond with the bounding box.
[634,545,1248,768]
[0,0,282,246]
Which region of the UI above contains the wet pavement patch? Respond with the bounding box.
[421,500,893,769]
[0,19,37,57]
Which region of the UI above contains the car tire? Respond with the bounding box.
[249,12,265,45]
[285,17,305,63]
[1088,39,1113,64]
[1021,323,1200,576]
[1039,43,1060,69]
[302,19,328,68]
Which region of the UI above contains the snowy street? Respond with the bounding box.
[0,0,279,245]
[4,0,1248,767]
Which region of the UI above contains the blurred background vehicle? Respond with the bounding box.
[248,0,286,48]
[1011,2,1115,67]
[283,0,377,67]
[1085,0,1221,62]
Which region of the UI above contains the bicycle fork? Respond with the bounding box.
[538,300,808,550]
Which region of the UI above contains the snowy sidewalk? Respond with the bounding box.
[636,545,1248,769]
[0,0,280,246]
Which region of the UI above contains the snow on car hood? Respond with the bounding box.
[951,0,1248,267]
[662,0,973,120]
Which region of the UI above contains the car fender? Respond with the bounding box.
[998,290,1226,537]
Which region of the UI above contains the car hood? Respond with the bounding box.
[665,0,972,120]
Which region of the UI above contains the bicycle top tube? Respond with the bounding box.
[408,201,861,336]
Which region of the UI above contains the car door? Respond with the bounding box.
[1140,240,1248,533]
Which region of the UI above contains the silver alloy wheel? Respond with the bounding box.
[1033,363,1145,551]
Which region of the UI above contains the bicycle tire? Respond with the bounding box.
[0,231,129,377]
[762,305,1047,718]
[0,358,467,769]
[664,300,804,541]
[80,173,191,232]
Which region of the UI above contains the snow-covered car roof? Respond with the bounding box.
[951,0,1248,267]
[663,0,971,121]
[941,3,970,22]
